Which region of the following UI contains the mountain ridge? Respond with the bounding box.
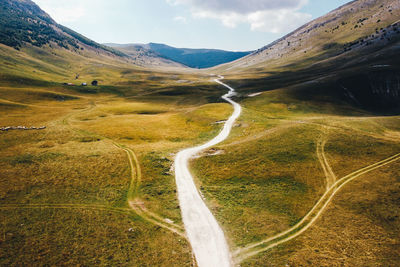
[0,0,126,57]
[0,0,185,83]
[218,0,400,72]
[106,42,252,69]
[0,0,189,83]
[215,0,400,113]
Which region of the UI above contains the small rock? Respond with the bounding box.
[164,218,174,224]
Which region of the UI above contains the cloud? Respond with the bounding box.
[173,16,188,24]
[45,6,86,23]
[247,9,312,33]
[168,0,307,14]
[33,0,87,23]
[167,0,311,33]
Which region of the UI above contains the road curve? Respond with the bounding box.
[174,76,241,267]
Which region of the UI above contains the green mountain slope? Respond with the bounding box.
[0,0,186,84]
[0,0,124,56]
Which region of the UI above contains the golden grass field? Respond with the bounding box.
[1,3,400,262]
[1,64,399,265]
[0,61,235,265]
[191,84,400,266]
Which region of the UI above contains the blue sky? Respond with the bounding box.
[33,0,350,51]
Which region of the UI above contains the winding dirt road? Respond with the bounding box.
[174,76,241,267]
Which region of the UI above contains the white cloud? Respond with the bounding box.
[33,0,87,23]
[173,16,188,24]
[168,0,308,14]
[167,0,311,33]
[248,10,311,33]
[46,6,86,23]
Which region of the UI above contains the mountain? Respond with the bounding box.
[219,0,400,71]
[217,0,400,113]
[0,0,184,84]
[101,43,184,68]
[0,0,125,56]
[107,43,252,69]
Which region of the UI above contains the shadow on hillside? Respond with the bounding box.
[226,41,400,116]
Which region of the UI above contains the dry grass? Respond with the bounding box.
[190,85,400,264]
[241,161,400,266]
[0,67,232,266]
[1,18,400,264]
[0,208,193,266]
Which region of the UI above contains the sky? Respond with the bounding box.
[33,0,351,51]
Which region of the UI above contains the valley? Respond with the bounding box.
[1,0,400,266]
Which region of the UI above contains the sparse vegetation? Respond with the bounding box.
[1,0,400,266]
[0,0,125,56]
[0,61,232,265]
[191,82,400,265]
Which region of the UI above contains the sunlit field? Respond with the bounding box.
[0,67,234,265]
[1,0,400,265]
[191,80,400,266]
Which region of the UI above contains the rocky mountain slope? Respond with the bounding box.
[218,0,400,113]
[220,0,399,71]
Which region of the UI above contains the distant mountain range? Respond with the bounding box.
[106,43,252,69]
[0,0,251,81]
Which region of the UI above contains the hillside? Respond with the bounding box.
[0,0,125,56]
[189,1,400,266]
[220,0,400,71]
[108,43,251,69]
[0,0,185,84]
[217,0,400,113]
[102,43,184,68]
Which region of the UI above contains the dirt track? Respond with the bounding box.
[174,76,241,267]
[234,152,400,263]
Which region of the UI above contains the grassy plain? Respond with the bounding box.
[1,5,400,262]
[0,59,234,266]
[1,54,400,266]
[191,81,400,265]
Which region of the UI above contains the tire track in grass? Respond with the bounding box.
[62,101,184,233]
[0,203,131,215]
[114,143,186,236]
[316,132,337,190]
[234,152,400,263]
[2,101,186,237]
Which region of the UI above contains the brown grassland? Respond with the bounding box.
[2,66,399,265]
[0,58,233,265]
[191,83,400,266]
[1,3,400,263]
